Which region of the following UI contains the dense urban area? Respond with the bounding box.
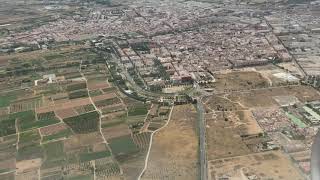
[0,0,320,180]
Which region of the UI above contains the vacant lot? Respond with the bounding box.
[209,151,304,180]
[227,85,320,109]
[204,95,246,113]
[142,105,198,180]
[236,110,263,136]
[206,112,251,160]
[211,71,270,92]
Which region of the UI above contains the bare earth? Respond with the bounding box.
[209,151,304,180]
[142,104,198,180]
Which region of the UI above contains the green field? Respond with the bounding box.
[101,113,126,128]
[19,129,41,145]
[63,111,100,133]
[42,141,66,168]
[0,95,16,108]
[15,110,60,131]
[68,174,93,180]
[44,53,64,60]
[126,115,146,125]
[37,111,58,121]
[285,112,307,128]
[17,130,42,161]
[64,73,82,80]
[42,129,73,143]
[128,104,148,116]
[109,135,138,157]
[0,115,16,137]
[102,87,116,93]
[17,144,43,161]
[69,89,89,99]
[66,82,87,91]
[80,151,111,162]
[75,104,95,114]
[95,97,121,108]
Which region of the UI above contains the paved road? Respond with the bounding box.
[213,84,301,95]
[197,97,208,180]
[264,18,307,78]
[115,60,176,101]
[311,130,320,180]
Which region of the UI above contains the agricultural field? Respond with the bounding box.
[63,111,100,133]
[109,135,139,160]
[0,39,161,179]
[2,0,320,179]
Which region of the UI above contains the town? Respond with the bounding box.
[0,0,320,180]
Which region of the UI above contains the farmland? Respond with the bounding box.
[0,39,161,179]
[0,44,313,180]
[63,111,100,133]
[109,135,139,160]
[3,0,320,178]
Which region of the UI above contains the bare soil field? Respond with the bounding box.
[236,110,263,136]
[39,123,68,136]
[55,108,78,119]
[88,82,110,91]
[206,112,251,160]
[256,65,300,85]
[92,143,108,152]
[203,95,246,113]
[75,132,104,147]
[208,150,304,180]
[64,132,104,152]
[16,169,38,180]
[211,71,270,92]
[0,172,15,180]
[102,124,131,140]
[142,105,198,180]
[36,98,91,113]
[0,45,84,62]
[100,112,127,126]
[227,85,320,109]
[0,158,15,172]
[0,56,9,66]
[121,152,147,180]
[92,93,118,102]
[16,158,41,174]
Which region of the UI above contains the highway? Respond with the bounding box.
[112,58,176,101]
[197,97,208,180]
[191,81,209,180]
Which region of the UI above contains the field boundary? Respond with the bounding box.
[137,105,174,180]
